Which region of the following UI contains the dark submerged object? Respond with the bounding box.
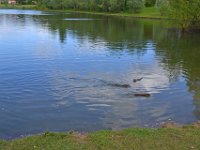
[134,93,151,97]
[108,83,131,88]
[133,77,143,83]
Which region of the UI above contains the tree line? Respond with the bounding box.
[14,0,155,12]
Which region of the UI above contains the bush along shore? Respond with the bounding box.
[1,123,200,150]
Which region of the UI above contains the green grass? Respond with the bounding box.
[1,125,200,150]
[47,7,166,19]
[132,7,163,18]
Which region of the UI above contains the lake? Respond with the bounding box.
[0,9,200,139]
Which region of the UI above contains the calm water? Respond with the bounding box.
[0,9,200,139]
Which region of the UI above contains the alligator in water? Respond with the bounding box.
[134,93,151,97]
[107,83,131,88]
[133,77,143,83]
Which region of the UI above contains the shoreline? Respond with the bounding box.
[0,123,200,149]
[0,120,197,140]
[0,4,168,20]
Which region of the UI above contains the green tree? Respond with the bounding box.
[145,0,156,7]
[155,0,169,16]
[39,0,145,13]
[128,0,145,13]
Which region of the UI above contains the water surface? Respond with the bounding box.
[0,9,200,139]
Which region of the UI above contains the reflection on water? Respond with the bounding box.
[0,9,200,139]
[0,9,52,15]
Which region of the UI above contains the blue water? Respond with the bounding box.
[0,9,200,139]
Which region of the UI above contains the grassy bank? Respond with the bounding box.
[0,4,166,19]
[48,7,165,19]
[1,124,200,150]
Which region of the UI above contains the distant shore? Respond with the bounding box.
[0,123,200,150]
[0,4,167,20]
